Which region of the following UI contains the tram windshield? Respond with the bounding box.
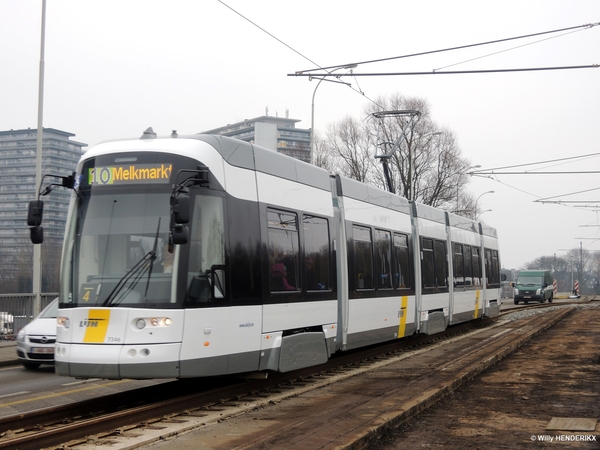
[61,187,177,308]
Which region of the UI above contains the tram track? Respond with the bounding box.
[0,298,589,450]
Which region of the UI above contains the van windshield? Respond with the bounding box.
[517,276,543,285]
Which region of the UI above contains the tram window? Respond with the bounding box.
[464,245,473,286]
[353,225,373,290]
[485,249,491,286]
[485,248,500,286]
[472,247,482,287]
[421,238,435,289]
[453,243,464,287]
[374,229,392,289]
[491,250,500,285]
[434,240,447,288]
[492,250,500,285]
[268,209,300,292]
[186,195,226,302]
[393,233,410,290]
[302,215,330,291]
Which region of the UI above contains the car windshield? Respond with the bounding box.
[40,299,58,318]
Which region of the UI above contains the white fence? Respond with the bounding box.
[0,293,58,340]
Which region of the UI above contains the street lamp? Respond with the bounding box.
[476,209,492,221]
[475,190,495,218]
[309,64,357,164]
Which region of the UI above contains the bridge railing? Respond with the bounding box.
[0,293,58,340]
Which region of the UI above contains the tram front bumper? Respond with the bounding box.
[55,342,182,379]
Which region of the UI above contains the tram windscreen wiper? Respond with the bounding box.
[143,218,161,298]
[102,219,161,307]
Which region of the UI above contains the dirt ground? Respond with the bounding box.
[366,307,600,449]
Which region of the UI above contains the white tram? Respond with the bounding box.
[28,132,502,379]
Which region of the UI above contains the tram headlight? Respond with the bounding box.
[135,317,172,330]
[57,316,70,329]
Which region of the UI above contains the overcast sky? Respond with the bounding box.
[1,0,599,270]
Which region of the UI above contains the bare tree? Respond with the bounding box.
[311,131,336,173]
[320,93,474,211]
[323,116,375,184]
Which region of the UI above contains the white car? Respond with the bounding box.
[16,298,58,369]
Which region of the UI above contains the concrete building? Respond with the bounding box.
[0,128,86,292]
[202,114,311,163]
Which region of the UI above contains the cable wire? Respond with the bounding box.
[295,22,600,74]
[218,0,382,110]
[434,28,588,71]
[470,151,600,174]
[292,65,599,77]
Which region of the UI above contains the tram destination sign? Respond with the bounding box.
[88,163,173,186]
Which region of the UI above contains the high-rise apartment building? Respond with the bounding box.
[202,114,311,163]
[0,128,86,292]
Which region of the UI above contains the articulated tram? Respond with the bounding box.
[30,132,501,379]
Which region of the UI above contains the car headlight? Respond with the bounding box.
[17,330,25,342]
[536,289,541,295]
[513,288,519,295]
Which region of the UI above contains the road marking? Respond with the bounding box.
[0,380,131,407]
[0,391,30,399]
[63,378,101,386]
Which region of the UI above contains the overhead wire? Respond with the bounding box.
[293,22,600,74]
[470,151,600,174]
[434,28,593,71]
[217,0,380,109]
[485,176,600,210]
[217,0,321,70]
[293,65,599,77]
[471,148,600,208]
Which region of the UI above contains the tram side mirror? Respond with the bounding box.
[501,274,507,282]
[172,195,190,224]
[171,224,188,245]
[30,226,44,244]
[27,200,44,226]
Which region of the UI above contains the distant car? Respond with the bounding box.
[0,311,13,338]
[16,298,58,369]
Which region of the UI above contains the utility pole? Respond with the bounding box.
[33,0,47,318]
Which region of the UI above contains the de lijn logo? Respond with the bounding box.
[88,164,173,185]
[79,317,107,328]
